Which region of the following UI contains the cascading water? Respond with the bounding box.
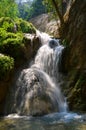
[5,31,68,116]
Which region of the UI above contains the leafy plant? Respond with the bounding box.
[0,0,18,19]
[0,55,14,80]
[62,39,68,47]
[0,17,36,62]
[0,32,24,61]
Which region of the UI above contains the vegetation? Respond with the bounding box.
[62,39,69,47]
[17,0,47,20]
[15,18,36,33]
[67,70,86,111]
[29,0,47,19]
[18,0,33,20]
[0,0,18,19]
[0,55,14,80]
[0,17,36,64]
[0,0,66,22]
[43,0,67,24]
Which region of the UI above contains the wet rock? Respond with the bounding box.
[5,67,59,116]
[0,54,14,115]
[61,0,86,111]
[30,13,60,38]
[23,34,41,60]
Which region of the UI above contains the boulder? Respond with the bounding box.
[23,34,41,60]
[5,67,59,116]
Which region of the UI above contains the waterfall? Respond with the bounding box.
[5,31,68,116]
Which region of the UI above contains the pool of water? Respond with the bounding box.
[0,112,86,130]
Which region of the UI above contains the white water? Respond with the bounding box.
[33,31,67,112]
[5,31,68,115]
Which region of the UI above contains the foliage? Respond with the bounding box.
[43,0,67,23]
[43,0,68,13]
[15,18,36,33]
[43,0,62,13]
[62,39,69,47]
[0,0,19,19]
[18,0,33,20]
[0,17,36,62]
[18,0,47,20]
[29,0,47,19]
[0,17,14,32]
[0,31,24,62]
[0,55,14,80]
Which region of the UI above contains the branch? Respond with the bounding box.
[51,0,64,25]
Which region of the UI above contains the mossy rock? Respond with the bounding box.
[0,30,25,62]
[66,70,86,112]
[0,17,36,33]
[0,17,36,64]
[0,17,14,32]
[0,54,14,81]
[15,18,36,33]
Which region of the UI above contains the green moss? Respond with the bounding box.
[0,30,24,61]
[62,39,69,47]
[0,17,14,32]
[0,17,36,63]
[0,55,14,80]
[67,70,86,111]
[75,73,86,88]
[15,18,36,33]
[0,16,37,70]
[0,17,36,34]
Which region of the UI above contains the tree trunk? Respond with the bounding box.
[51,0,64,25]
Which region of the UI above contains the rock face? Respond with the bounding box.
[0,79,12,115]
[63,0,86,71]
[23,34,41,60]
[30,14,60,38]
[62,0,86,111]
[0,54,14,115]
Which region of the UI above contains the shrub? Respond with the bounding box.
[0,17,36,64]
[15,18,36,33]
[0,31,24,61]
[0,17,14,32]
[62,39,69,47]
[0,54,14,80]
[0,17,36,34]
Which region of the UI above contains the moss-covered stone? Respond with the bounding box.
[66,70,86,112]
[0,17,37,65]
[0,17,36,33]
[0,54,14,81]
[15,18,36,33]
[0,17,14,32]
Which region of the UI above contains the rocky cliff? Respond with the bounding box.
[30,13,60,38]
[62,0,86,111]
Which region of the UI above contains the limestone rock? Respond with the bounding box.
[30,14,60,38]
[62,0,86,111]
[5,67,59,116]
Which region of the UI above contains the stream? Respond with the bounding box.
[0,112,86,130]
